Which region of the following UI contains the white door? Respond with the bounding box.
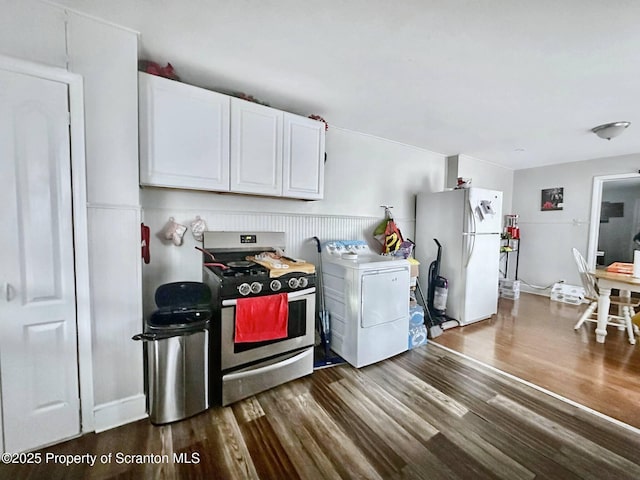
[230,98,283,196]
[361,268,410,328]
[282,113,325,200]
[461,234,501,324]
[0,69,80,452]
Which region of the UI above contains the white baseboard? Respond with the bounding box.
[519,286,550,297]
[93,393,147,433]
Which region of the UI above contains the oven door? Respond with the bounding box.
[220,288,315,371]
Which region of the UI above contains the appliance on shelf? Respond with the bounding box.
[415,187,503,326]
[505,214,519,239]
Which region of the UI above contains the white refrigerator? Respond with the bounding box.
[415,187,503,326]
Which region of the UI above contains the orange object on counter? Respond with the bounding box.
[605,262,634,274]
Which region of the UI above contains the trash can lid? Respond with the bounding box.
[149,307,212,329]
[155,282,211,308]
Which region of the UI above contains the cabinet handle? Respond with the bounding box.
[5,283,11,302]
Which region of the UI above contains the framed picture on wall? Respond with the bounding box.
[541,187,564,211]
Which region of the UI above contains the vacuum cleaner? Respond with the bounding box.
[426,239,458,330]
[415,277,442,339]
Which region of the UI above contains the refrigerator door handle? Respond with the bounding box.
[468,199,477,235]
[465,233,476,267]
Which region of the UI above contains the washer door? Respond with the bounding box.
[361,267,409,328]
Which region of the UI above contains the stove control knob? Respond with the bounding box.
[288,277,300,289]
[298,277,308,288]
[250,282,263,294]
[238,283,251,296]
[270,280,282,292]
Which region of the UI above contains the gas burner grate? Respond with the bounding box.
[221,267,269,278]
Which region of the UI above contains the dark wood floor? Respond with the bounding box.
[434,292,640,430]
[3,336,640,479]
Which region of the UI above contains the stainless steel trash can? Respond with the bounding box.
[146,328,209,424]
[133,281,213,425]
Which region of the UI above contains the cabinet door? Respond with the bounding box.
[139,72,230,191]
[283,113,325,200]
[230,98,282,196]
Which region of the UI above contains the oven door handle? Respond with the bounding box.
[221,287,315,307]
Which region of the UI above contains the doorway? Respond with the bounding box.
[587,173,640,268]
[0,55,93,452]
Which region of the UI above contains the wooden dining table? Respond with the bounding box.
[593,268,640,343]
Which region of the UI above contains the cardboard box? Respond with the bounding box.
[408,258,420,278]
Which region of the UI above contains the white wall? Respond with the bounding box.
[140,127,445,316]
[446,154,514,214]
[0,0,67,67]
[66,12,145,430]
[513,153,640,294]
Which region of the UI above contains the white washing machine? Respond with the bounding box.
[321,240,410,368]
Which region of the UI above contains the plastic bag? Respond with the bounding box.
[374,207,404,254]
[383,219,403,253]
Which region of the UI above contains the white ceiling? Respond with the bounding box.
[56,0,640,170]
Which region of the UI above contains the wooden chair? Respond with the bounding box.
[572,248,638,344]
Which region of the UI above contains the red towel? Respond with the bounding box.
[235,293,289,343]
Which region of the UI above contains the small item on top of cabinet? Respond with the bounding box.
[308,115,329,131]
[138,60,180,80]
[190,216,207,242]
[455,177,472,189]
[233,92,269,106]
[163,217,187,246]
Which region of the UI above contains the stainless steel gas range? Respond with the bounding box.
[201,231,316,406]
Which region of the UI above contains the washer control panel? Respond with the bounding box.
[323,240,372,259]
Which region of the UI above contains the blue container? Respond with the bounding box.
[409,304,425,327]
[408,324,428,349]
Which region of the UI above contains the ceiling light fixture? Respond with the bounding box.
[591,121,631,140]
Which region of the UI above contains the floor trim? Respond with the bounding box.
[430,341,640,437]
[93,393,147,433]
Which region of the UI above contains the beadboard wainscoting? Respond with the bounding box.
[140,207,415,318]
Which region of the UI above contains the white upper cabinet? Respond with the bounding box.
[230,98,283,196]
[283,113,325,200]
[139,72,230,191]
[138,75,325,199]
[230,99,326,199]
